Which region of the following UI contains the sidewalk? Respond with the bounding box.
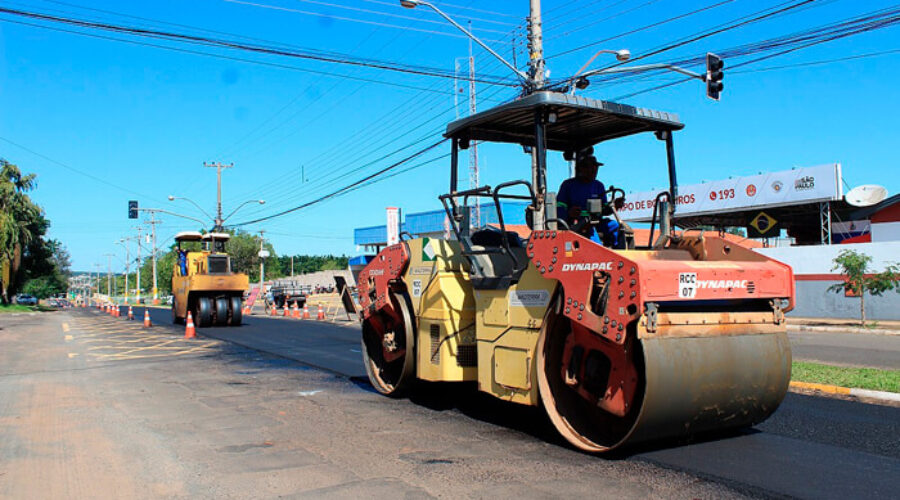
[787,317,900,336]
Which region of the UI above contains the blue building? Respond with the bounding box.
[353,201,530,249]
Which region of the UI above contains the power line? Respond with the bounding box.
[547,0,736,59]
[230,138,448,226]
[284,0,518,29]
[0,6,518,86]
[223,0,514,42]
[0,135,160,201]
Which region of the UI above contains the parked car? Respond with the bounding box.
[15,294,38,306]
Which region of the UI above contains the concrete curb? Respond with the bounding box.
[787,324,900,336]
[789,381,900,404]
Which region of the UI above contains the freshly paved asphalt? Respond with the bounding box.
[131,306,900,499]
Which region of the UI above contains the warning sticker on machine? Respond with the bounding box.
[678,273,697,298]
[510,289,551,308]
[412,279,423,297]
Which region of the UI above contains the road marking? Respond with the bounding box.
[298,390,323,396]
[349,348,360,353]
[68,353,79,358]
[64,335,73,341]
[62,323,70,332]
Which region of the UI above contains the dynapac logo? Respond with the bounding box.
[697,279,748,289]
[561,262,614,272]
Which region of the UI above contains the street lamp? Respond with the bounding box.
[167,195,215,222]
[399,0,529,84]
[222,199,266,225]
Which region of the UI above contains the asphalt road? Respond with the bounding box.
[789,331,900,369]
[135,306,900,500]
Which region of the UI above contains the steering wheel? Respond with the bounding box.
[607,186,626,212]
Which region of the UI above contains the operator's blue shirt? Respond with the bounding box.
[556,178,607,220]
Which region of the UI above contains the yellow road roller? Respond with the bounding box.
[171,231,248,327]
[357,92,794,452]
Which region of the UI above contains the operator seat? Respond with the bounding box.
[466,226,528,289]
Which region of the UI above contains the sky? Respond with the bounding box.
[1,0,899,272]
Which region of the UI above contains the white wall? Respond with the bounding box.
[755,241,900,274]
[872,222,900,242]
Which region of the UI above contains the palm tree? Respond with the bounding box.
[0,159,39,303]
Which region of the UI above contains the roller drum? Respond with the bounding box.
[625,332,791,447]
[538,305,792,452]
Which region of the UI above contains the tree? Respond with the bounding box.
[0,159,40,303]
[828,250,900,326]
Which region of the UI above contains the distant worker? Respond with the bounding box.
[178,248,188,276]
[556,150,623,247]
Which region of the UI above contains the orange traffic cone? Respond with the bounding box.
[302,303,310,320]
[283,304,290,317]
[184,311,196,339]
[114,305,119,317]
[127,306,134,320]
[143,309,152,328]
[270,304,277,316]
[292,302,300,319]
[317,303,325,321]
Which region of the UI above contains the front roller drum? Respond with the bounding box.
[361,291,416,396]
[537,296,791,452]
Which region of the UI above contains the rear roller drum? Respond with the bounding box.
[361,291,416,396]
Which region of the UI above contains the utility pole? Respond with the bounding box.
[135,226,143,303]
[527,0,545,88]
[204,161,234,230]
[145,212,162,304]
[468,21,480,228]
[258,231,267,296]
[527,0,546,230]
[119,239,131,304]
[103,254,113,298]
[291,255,294,278]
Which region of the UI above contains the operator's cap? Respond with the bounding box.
[575,150,603,167]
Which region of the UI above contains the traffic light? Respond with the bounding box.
[128,200,138,219]
[706,52,724,101]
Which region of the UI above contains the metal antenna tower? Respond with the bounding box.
[468,20,480,228]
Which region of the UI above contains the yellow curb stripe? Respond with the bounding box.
[789,380,852,395]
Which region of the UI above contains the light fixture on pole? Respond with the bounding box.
[399,0,529,85]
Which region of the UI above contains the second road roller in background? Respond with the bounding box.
[171,231,248,327]
[357,91,794,452]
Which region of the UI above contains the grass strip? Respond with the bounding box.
[792,361,900,393]
[0,304,37,313]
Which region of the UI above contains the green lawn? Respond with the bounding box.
[792,361,900,393]
[0,304,38,313]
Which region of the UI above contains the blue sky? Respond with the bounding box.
[1,0,899,272]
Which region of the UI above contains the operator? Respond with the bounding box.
[556,150,622,247]
[177,249,188,276]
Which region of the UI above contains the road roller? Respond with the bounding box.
[357,91,794,452]
[171,231,248,327]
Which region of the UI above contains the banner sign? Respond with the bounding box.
[616,164,842,222]
[386,207,401,246]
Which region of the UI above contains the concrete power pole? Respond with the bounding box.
[528,0,546,230]
[135,226,143,303]
[204,161,234,230]
[145,213,162,304]
[104,254,114,298]
[257,231,268,300]
[528,0,545,88]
